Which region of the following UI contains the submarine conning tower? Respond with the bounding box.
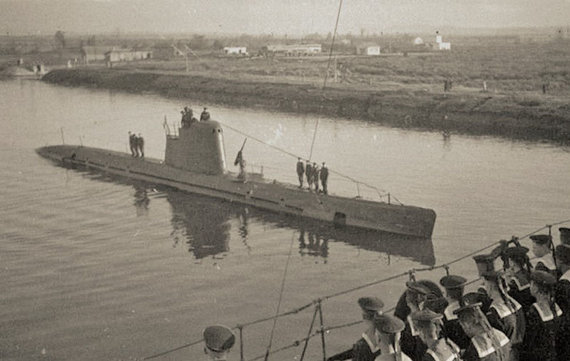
[164,120,227,175]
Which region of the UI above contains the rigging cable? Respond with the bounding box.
[322,0,344,90]
[308,0,344,161]
[263,232,297,361]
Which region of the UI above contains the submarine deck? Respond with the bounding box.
[36,145,436,238]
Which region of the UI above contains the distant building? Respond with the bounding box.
[105,49,152,63]
[356,45,381,56]
[223,46,247,55]
[152,44,179,60]
[263,43,322,57]
[81,46,115,64]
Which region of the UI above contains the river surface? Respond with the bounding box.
[1,79,569,361]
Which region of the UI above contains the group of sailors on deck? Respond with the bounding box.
[128,131,144,158]
[296,158,329,194]
[201,227,570,361]
[181,106,211,128]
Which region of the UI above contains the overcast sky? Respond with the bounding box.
[1,0,569,36]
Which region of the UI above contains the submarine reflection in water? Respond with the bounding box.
[55,161,435,264]
[160,187,436,265]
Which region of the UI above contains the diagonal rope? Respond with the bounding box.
[322,0,343,90]
[264,232,297,361]
[220,121,397,202]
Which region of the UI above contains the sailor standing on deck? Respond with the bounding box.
[440,275,471,350]
[306,161,313,190]
[296,158,305,188]
[520,270,562,361]
[374,314,412,361]
[203,325,236,361]
[234,150,247,182]
[454,297,511,361]
[137,133,144,158]
[128,131,137,157]
[530,234,557,276]
[201,107,211,121]
[400,282,433,361]
[480,271,525,361]
[411,309,461,361]
[313,162,320,192]
[554,244,570,361]
[320,162,329,195]
[502,246,535,314]
[327,297,384,361]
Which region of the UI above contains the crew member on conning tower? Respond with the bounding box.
[201,107,211,121]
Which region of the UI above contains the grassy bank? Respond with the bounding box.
[43,67,570,144]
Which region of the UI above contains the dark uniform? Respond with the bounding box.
[454,300,511,361]
[305,162,313,190]
[520,271,562,361]
[203,324,235,361]
[136,133,144,158]
[327,297,384,361]
[530,234,557,276]
[440,275,471,350]
[200,107,210,121]
[320,162,329,194]
[313,163,320,192]
[128,131,137,156]
[554,244,570,361]
[296,158,304,188]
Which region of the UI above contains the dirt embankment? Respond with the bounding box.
[43,68,570,144]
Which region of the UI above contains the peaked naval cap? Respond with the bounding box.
[374,314,405,334]
[473,253,496,275]
[203,325,236,352]
[440,275,467,289]
[529,234,552,245]
[411,309,444,323]
[453,292,484,316]
[358,297,384,312]
[502,246,529,263]
[405,281,432,295]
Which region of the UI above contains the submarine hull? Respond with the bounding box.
[36,145,436,238]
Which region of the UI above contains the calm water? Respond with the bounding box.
[1,79,569,360]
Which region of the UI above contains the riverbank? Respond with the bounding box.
[43,68,570,144]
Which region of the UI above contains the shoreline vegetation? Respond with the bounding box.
[43,66,570,145]
[38,35,568,145]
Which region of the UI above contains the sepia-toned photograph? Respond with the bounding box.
[1,0,569,360]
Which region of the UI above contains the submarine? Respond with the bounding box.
[36,119,436,238]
